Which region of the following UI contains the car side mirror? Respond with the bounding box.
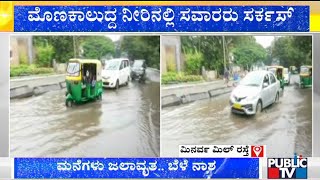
[263,83,268,88]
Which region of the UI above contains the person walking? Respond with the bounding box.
[224,69,230,87]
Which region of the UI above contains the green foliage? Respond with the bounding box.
[82,36,115,60]
[161,72,203,84]
[19,53,28,65]
[10,64,54,77]
[181,36,257,75]
[232,42,267,69]
[185,52,203,75]
[35,45,54,67]
[271,36,312,67]
[121,36,160,69]
[33,36,74,63]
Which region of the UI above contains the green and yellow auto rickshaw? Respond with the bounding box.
[266,66,285,90]
[65,59,103,107]
[299,65,312,88]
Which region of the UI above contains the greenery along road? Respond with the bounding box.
[11,36,160,77]
[179,36,312,75]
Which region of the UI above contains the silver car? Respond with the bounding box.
[229,70,281,115]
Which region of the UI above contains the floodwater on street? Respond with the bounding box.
[161,75,312,157]
[10,69,160,157]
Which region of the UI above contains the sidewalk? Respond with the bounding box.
[162,79,235,108]
[10,74,66,89]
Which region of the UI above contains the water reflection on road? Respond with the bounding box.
[11,69,160,157]
[161,75,312,157]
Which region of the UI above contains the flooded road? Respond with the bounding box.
[161,75,312,157]
[11,69,160,157]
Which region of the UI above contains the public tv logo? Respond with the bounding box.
[267,154,307,179]
[251,145,264,157]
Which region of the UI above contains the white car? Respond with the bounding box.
[102,58,131,89]
[229,70,281,115]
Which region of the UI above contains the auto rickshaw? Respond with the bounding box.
[290,66,298,74]
[266,66,285,90]
[65,59,103,107]
[299,65,312,88]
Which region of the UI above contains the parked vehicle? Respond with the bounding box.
[290,66,298,74]
[230,70,281,115]
[131,59,146,82]
[299,65,312,88]
[283,68,290,85]
[266,66,285,90]
[65,59,103,107]
[102,58,131,89]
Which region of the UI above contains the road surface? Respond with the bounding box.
[10,69,160,157]
[161,75,312,157]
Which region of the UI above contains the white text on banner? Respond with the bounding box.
[179,145,266,158]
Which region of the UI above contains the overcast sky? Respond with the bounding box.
[254,36,275,48]
[105,35,275,49]
[105,35,121,42]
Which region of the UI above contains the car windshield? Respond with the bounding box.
[66,62,80,76]
[133,60,144,67]
[239,72,263,87]
[300,67,309,74]
[105,60,120,70]
[268,67,277,74]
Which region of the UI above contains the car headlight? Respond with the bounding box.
[247,94,258,101]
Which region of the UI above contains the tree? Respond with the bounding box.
[33,36,74,63]
[232,42,267,69]
[121,36,160,69]
[81,36,115,60]
[270,36,311,68]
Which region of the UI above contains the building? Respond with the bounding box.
[161,36,184,74]
[10,36,34,66]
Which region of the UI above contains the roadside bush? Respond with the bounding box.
[36,45,54,67]
[185,52,203,75]
[19,54,28,65]
[10,64,54,77]
[162,72,203,84]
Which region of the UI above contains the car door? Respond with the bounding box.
[269,73,278,101]
[124,60,130,78]
[261,74,272,107]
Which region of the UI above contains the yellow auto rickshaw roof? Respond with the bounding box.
[267,66,284,69]
[69,58,102,65]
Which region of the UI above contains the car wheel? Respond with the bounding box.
[255,100,262,115]
[115,80,119,90]
[125,77,129,86]
[274,92,279,104]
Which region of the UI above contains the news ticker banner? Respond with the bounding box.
[14,158,259,179]
[13,6,308,32]
[2,1,320,32]
[0,157,318,179]
[179,145,266,158]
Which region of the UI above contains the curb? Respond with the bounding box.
[161,86,232,108]
[10,74,66,82]
[10,81,66,99]
[147,68,160,73]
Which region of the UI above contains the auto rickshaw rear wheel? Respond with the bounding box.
[66,100,73,107]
